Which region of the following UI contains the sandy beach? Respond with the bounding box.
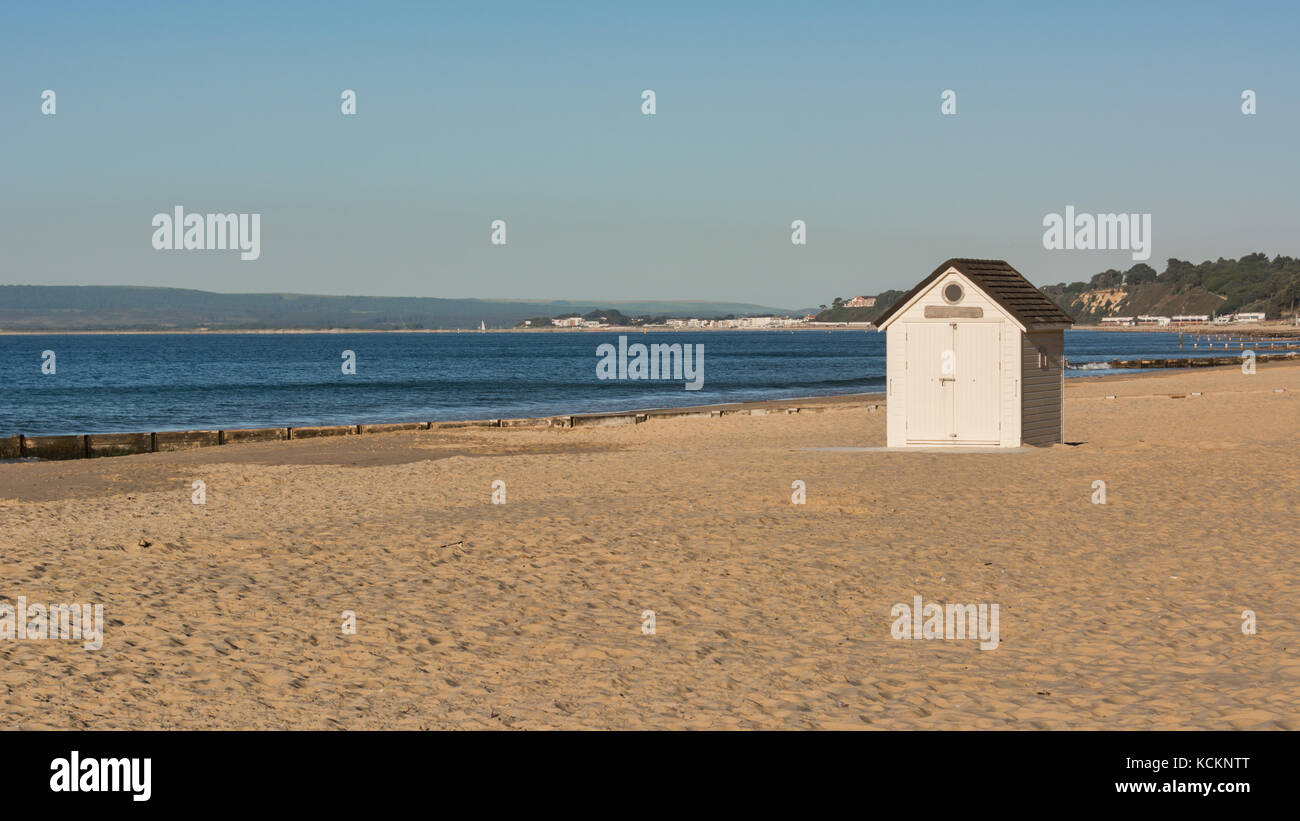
[0,363,1296,730]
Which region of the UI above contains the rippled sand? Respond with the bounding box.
[1,363,1296,729]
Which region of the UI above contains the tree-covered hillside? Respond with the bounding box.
[811,254,1299,326]
[812,290,907,323]
[1041,254,1300,323]
[0,286,798,331]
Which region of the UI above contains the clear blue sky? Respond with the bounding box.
[2,1,1296,308]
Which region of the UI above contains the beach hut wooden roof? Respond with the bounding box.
[877,259,1073,448]
[874,259,1074,331]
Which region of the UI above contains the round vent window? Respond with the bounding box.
[943,282,964,304]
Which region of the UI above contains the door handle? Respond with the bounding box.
[939,377,955,383]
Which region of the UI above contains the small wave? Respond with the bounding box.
[1067,361,1111,370]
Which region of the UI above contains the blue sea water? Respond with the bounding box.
[0,329,1267,436]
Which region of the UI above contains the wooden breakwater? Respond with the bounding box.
[0,398,886,462]
[1105,351,1299,369]
[0,421,488,462]
[1180,336,1300,351]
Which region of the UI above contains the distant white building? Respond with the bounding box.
[1137,315,1171,326]
[737,316,802,328]
[551,317,583,327]
[846,295,877,308]
[1233,312,1266,323]
[1171,315,1211,323]
[1099,316,1135,326]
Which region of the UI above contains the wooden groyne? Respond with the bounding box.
[1105,351,1299,369]
[1084,324,1300,341]
[1180,336,1300,351]
[1,422,473,461]
[0,396,887,462]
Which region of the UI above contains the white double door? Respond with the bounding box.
[904,322,1001,443]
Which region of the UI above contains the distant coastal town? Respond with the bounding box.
[518,255,1300,332]
[1097,312,1271,327]
[516,296,1298,332]
[516,295,882,330]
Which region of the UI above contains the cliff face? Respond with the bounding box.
[1073,288,1126,316]
[1063,283,1227,322]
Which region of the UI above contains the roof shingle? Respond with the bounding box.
[875,259,1073,330]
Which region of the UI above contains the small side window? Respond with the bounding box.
[1039,349,1049,369]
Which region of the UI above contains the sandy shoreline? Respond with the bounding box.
[1,362,1296,729]
[1,359,1274,445]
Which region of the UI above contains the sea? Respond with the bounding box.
[0,329,1269,436]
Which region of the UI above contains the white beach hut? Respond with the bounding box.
[874,259,1074,448]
